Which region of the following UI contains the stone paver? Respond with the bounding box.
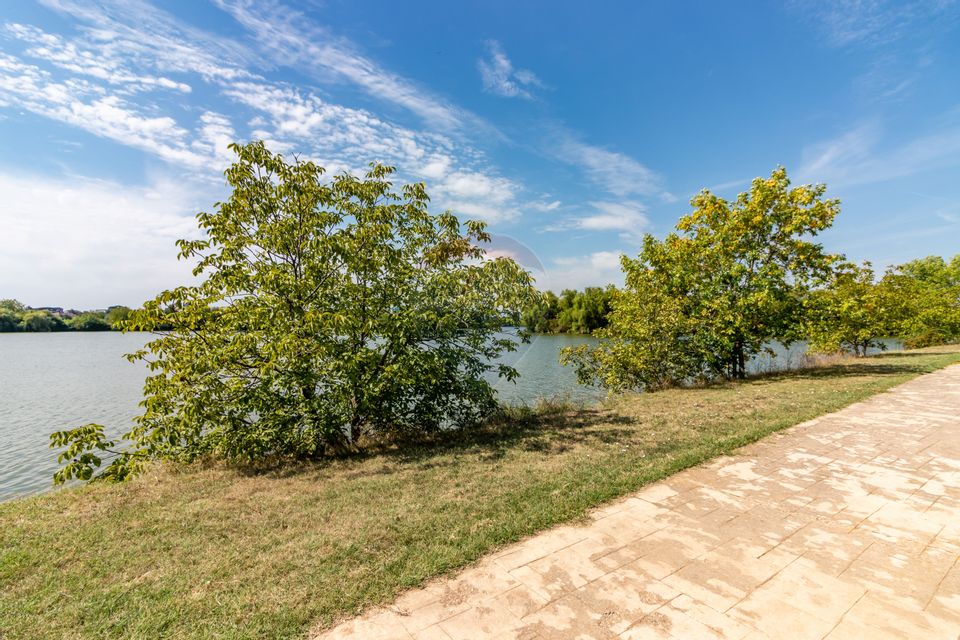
[314,365,960,640]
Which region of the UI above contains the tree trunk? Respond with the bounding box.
[730,340,746,379]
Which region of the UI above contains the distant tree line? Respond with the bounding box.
[521,287,614,334]
[0,300,132,332]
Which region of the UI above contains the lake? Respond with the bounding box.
[0,332,899,502]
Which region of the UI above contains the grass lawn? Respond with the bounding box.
[2,347,958,639]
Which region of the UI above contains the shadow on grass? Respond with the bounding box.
[234,351,957,481]
[235,404,638,481]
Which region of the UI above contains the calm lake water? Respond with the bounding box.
[0,332,899,502]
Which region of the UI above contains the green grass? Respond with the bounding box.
[2,347,958,639]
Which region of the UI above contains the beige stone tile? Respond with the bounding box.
[666,593,755,639]
[411,625,453,640]
[588,511,664,548]
[438,602,524,640]
[742,558,866,622]
[574,565,679,634]
[627,536,708,581]
[527,547,608,598]
[490,584,551,619]
[323,609,414,639]
[661,560,749,613]
[821,619,902,640]
[633,484,679,505]
[838,543,954,605]
[619,605,721,640]
[840,591,955,640]
[727,598,835,640]
[516,592,621,639]
[396,583,479,633]
[494,527,587,571]
[507,564,561,602]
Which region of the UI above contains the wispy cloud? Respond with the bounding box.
[798,115,960,187]
[1,2,525,223]
[528,199,561,212]
[477,40,542,100]
[798,120,880,183]
[556,135,663,198]
[4,22,192,93]
[547,200,649,242]
[797,0,959,48]
[0,51,221,168]
[37,0,256,81]
[793,1,958,105]
[213,0,472,132]
[431,169,521,223]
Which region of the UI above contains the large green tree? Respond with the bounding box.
[804,262,897,356]
[562,168,840,390]
[70,312,111,331]
[0,299,23,332]
[105,305,132,328]
[51,142,536,483]
[883,255,960,348]
[521,287,614,334]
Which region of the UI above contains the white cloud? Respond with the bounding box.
[579,201,649,238]
[38,0,256,82]
[0,0,533,317]
[432,170,521,223]
[0,52,223,169]
[539,251,625,291]
[4,22,192,93]
[0,170,206,308]
[557,136,663,198]
[1,12,519,217]
[419,154,454,180]
[547,201,649,242]
[478,40,542,99]
[529,199,561,212]
[798,120,880,183]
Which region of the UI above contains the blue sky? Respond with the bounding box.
[1,0,959,308]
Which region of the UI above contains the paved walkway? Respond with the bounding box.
[316,365,960,640]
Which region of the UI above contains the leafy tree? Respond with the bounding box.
[20,311,57,332]
[883,255,960,348]
[70,312,111,331]
[0,299,24,332]
[521,290,560,333]
[51,141,536,483]
[562,168,840,390]
[522,287,614,334]
[0,312,18,332]
[0,299,25,314]
[106,306,132,328]
[897,255,960,287]
[805,262,896,356]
